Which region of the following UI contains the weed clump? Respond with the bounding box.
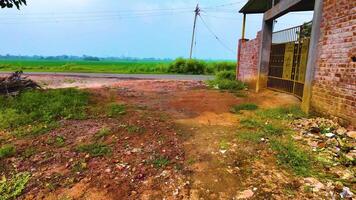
[231,103,258,113]
[107,103,126,117]
[152,156,170,168]
[0,89,89,132]
[75,143,111,157]
[257,106,306,120]
[0,145,16,159]
[271,140,312,176]
[94,127,112,138]
[0,172,31,200]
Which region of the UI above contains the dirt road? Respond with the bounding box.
[2,76,334,200]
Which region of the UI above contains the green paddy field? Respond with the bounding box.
[0,59,236,75]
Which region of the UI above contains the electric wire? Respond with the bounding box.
[198,14,236,55]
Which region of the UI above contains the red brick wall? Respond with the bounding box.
[311,0,356,126]
[237,32,261,88]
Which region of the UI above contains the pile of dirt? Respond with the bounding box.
[0,71,40,95]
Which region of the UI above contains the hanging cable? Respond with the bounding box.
[198,15,236,55]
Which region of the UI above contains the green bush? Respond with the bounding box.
[213,62,236,72]
[209,79,246,91]
[0,145,16,159]
[0,172,31,200]
[0,89,89,130]
[168,58,207,74]
[216,70,236,81]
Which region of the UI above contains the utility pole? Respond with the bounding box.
[189,4,200,59]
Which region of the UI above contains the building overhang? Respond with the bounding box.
[239,0,315,14]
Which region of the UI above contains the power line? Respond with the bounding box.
[201,0,246,9]
[198,15,236,55]
[0,11,193,24]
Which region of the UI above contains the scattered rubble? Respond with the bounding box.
[293,117,355,168]
[292,117,355,199]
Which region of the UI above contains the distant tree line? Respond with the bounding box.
[0,0,26,9]
[0,54,173,62]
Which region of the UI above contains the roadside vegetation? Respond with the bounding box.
[0,172,31,200]
[0,58,236,75]
[0,88,89,138]
[233,104,356,191]
[235,106,315,176]
[207,70,246,91]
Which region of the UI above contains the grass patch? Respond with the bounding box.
[22,147,36,158]
[126,125,144,134]
[47,136,66,147]
[237,131,265,143]
[240,119,263,129]
[233,91,248,98]
[107,103,126,117]
[231,103,258,113]
[257,106,306,120]
[208,79,246,91]
[152,156,170,168]
[0,89,89,137]
[0,172,31,200]
[262,124,285,136]
[94,127,112,139]
[12,122,59,138]
[75,143,111,157]
[0,145,16,159]
[271,140,312,176]
[71,160,87,173]
[0,58,237,75]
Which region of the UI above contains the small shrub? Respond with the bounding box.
[231,103,258,113]
[213,62,236,72]
[107,103,126,117]
[168,58,207,74]
[271,140,311,176]
[75,143,111,157]
[0,172,31,200]
[152,156,170,168]
[0,145,16,159]
[216,70,236,81]
[208,79,246,91]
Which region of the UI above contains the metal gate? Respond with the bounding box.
[267,22,312,99]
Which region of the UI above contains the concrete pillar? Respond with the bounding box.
[301,0,323,114]
[256,18,273,92]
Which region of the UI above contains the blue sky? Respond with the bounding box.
[0,0,313,60]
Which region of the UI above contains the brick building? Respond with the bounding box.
[237,0,356,126]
